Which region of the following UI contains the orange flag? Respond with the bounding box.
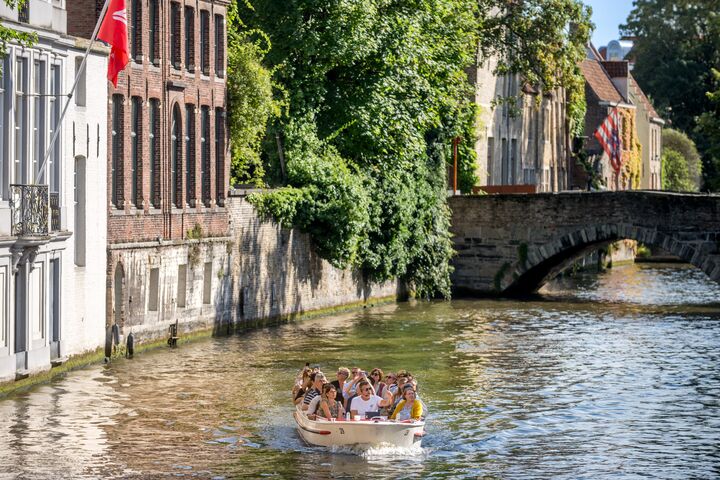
[97,0,129,87]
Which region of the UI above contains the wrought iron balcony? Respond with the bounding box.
[9,184,60,237]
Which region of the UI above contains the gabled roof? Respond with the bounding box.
[629,74,661,120]
[580,59,624,104]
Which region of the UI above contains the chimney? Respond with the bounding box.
[601,61,630,102]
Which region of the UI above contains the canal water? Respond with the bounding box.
[1,263,719,479]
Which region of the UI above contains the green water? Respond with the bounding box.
[1,263,719,479]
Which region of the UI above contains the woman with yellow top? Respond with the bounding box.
[389,385,423,421]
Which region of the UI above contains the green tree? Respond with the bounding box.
[0,0,36,57]
[696,69,720,191]
[621,0,720,187]
[662,149,694,191]
[662,128,702,190]
[237,0,591,297]
[226,2,278,186]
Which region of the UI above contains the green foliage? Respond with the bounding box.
[186,223,204,240]
[233,0,591,297]
[662,128,702,191]
[226,2,279,186]
[662,150,694,192]
[696,69,720,191]
[622,0,720,188]
[480,0,592,137]
[238,0,485,298]
[250,117,370,266]
[636,244,651,258]
[0,0,37,59]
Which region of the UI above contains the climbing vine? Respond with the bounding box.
[619,108,642,189]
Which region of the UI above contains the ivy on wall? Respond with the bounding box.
[620,108,642,189]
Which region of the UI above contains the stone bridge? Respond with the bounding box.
[449,191,720,296]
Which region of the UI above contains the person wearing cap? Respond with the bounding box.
[302,372,327,411]
[349,380,393,420]
[389,384,424,421]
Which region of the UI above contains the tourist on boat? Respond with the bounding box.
[349,380,393,419]
[389,384,424,421]
[294,372,313,405]
[369,368,387,397]
[343,368,369,409]
[385,372,398,394]
[343,367,364,398]
[330,367,350,405]
[302,372,327,410]
[316,383,346,421]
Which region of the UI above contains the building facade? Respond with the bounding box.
[469,54,570,193]
[68,0,232,346]
[0,0,108,381]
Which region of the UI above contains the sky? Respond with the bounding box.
[583,0,635,48]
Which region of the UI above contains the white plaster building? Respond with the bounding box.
[0,0,107,381]
[469,55,570,193]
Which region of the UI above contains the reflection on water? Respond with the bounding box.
[1,263,720,479]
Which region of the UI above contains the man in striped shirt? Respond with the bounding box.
[301,372,327,411]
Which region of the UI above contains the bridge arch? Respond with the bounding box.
[448,192,720,296]
[502,224,717,295]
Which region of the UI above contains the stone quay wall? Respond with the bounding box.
[109,191,402,345]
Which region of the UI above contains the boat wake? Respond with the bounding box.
[327,442,427,458]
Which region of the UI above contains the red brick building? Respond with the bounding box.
[67,0,233,344]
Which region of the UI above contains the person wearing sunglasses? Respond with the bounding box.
[349,380,393,420]
[369,368,387,398]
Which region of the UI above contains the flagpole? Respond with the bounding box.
[36,0,111,183]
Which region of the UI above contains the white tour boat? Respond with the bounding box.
[293,406,425,448]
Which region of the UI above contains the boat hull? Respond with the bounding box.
[293,409,425,448]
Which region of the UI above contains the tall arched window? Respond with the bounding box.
[185,104,195,206]
[171,104,182,208]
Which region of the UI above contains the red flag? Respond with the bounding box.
[97,0,129,87]
[593,107,623,173]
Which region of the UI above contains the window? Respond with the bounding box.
[201,106,210,206]
[14,57,28,185]
[170,3,181,69]
[148,0,159,64]
[0,59,5,199]
[486,137,494,183]
[214,14,225,77]
[185,7,195,71]
[501,138,508,185]
[215,108,225,205]
[130,97,142,206]
[74,58,86,107]
[148,268,159,311]
[171,104,182,208]
[49,64,60,193]
[149,99,160,208]
[203,262,212,304]
[185,104,195,205]
[32,59,46,184]
[0,266,6,353]
[131,0,142,61]
[18,1,28,23]
[200,11,210,75]
[177,264,187,308]
[111,94,124,208]
[74,156,86,266]
[510,139,517,185]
